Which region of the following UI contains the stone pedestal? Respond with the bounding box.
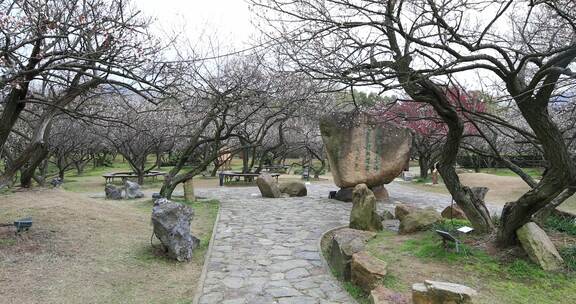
[184,179,195,202]
[371,185,389,201]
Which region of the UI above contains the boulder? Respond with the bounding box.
[124,180,144,199]
[370,286,410,304]
[441,205,468,220]
[412,280,477,304]
[279,181,307,197]
[334,187,354,202]
[371,185,389,201]
[350,184,383,232]
[399,207,442,234]
[105,184,123,200]
[395,203,415,221]
[319,112,412,188]
[516,222,564,271]
[379,210,395,221]
[151,198,199,262]
[256,173,281,198]
[351,251,387,293]
[183,178,195,202]
[328,228,376,280]
[50,177,63,188]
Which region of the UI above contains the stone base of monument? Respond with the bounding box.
[334,187,354,202]
[371,185,389,201]
[333,185,389,202]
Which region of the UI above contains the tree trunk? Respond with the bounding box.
[418,154,429,179]
[20,145,49,188]
[155,153,163,169]
[398,77,494,233]
[137,170,145,185]
[533,187,576,224]
[210,162,220,177]
[496,98,575,246]
[0,93,26,152]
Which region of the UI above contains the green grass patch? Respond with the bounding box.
[399,232,487,262]
[381,273,402,290]
[0,238,16,247]
[433,219,472,232]
[559,246,576,271]
[545,215,576,236]
[366,230,576,304]
[342,281,369,304]
[480,167,543,179]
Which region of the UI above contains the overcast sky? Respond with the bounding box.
[135,0,256,50]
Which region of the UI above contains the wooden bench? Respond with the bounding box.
[218,172,280,186]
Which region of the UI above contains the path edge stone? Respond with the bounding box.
[192,202,222,304]
[318,224,359,304]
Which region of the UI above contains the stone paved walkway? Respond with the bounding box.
[195,181,500,304]
[195,185,354,304]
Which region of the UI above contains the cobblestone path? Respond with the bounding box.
[195,182,499,303]
[195,185,354,304]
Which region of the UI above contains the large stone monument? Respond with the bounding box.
[320,112,412,201]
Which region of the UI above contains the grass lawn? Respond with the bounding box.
[478,167,543,179]
[0,188,219,303]
[329,222,576,304]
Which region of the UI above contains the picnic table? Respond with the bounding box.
[262,165,290,173]
[103,171,166,183]
[218,171,280,186]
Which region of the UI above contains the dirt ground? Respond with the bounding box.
[407,172,576,213]
[0,189,216,304]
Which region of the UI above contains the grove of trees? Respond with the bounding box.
[1,0,575,252]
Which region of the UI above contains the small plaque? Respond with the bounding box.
[457,226,474,234]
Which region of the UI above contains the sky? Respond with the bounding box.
[131,0,512,95]
[134,0,257,51]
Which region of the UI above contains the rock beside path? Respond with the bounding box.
[151,198,199,262]
[516,222,564,271]
[328,228,377,280]
[412,280,477,304]
[371,185,390,201]
[441,205,467,220]
[399,207,442,234]
[379,210,395,221]
[395,203,415,221]
[334,187,354,202]
[279,181,307,197]
[124,180,144,199]
[351,251,388,293]
[350,184,383,232]
[105,184,123,200]
[370,286,410,304]
[256,173,281,198]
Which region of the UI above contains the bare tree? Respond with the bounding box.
[0,0,169,188]
[253,0,576,245]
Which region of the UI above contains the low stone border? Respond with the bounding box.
[317,224,359,304]
[191,203,222,304]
